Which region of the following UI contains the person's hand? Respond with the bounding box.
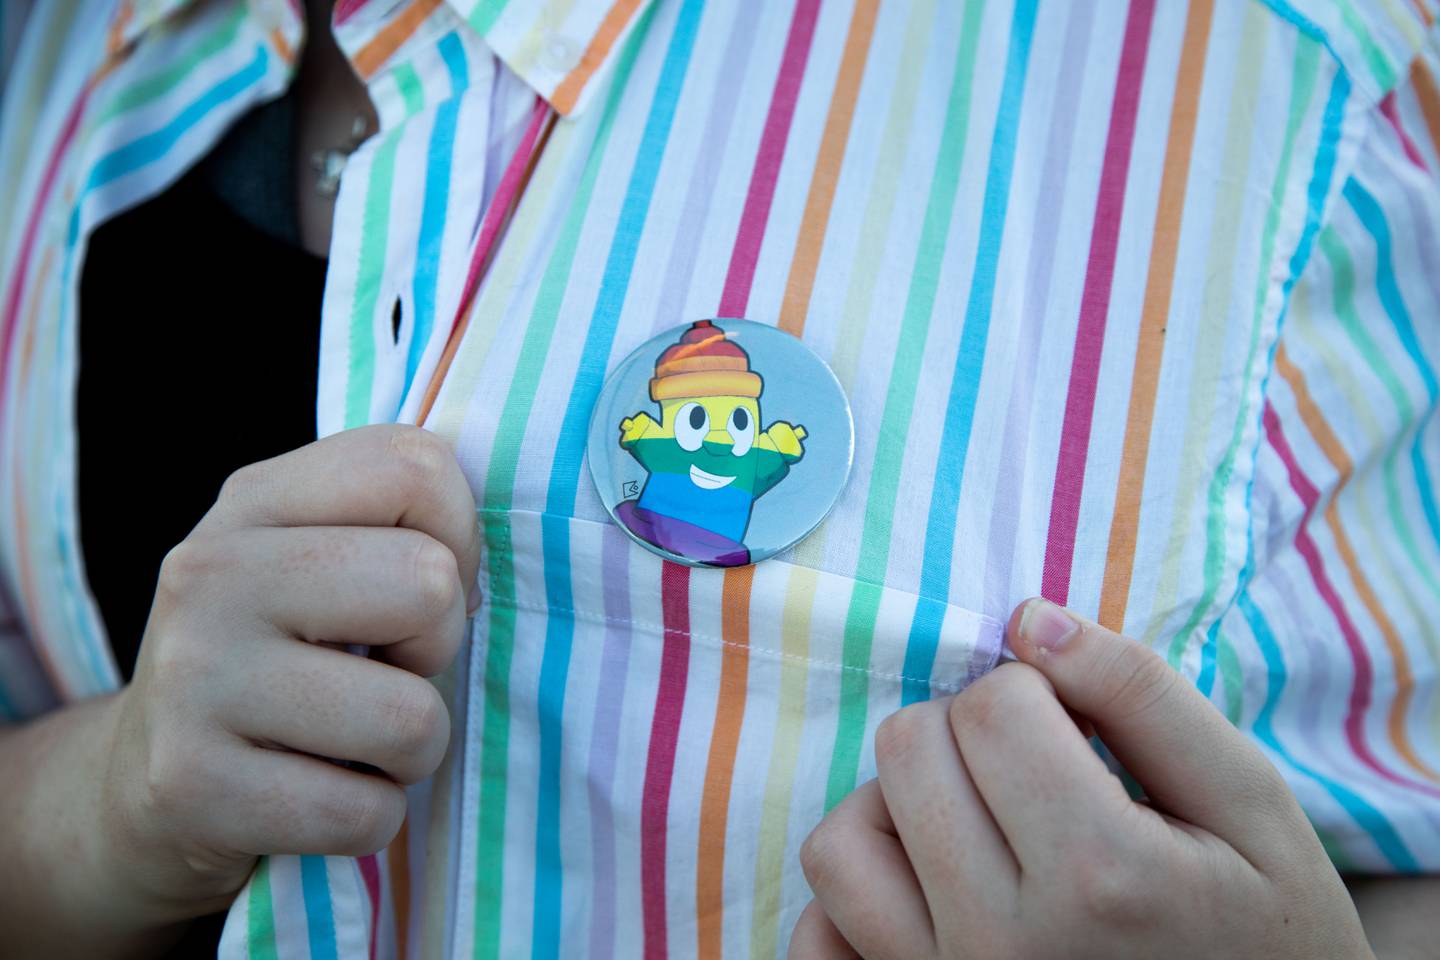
[791,598,1375,960]
[101,425,481,921]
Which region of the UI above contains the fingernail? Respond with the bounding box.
[466,580,482,616]
[1021,598,1078,652]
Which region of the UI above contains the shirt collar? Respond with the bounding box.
[108,0,648,116]
[108,0,215,54]
[333,0,657,117]
[440,0,654,116]
[109,0,304,69]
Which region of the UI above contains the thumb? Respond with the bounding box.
[1008,598,1299,857]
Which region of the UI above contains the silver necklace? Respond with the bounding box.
[311,114,373,198]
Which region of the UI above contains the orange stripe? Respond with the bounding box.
[549,0,645,115]
[1275,348,1440,782]
[352,0,442,79]
[387,819,411,958]
[694,9,878,946]
[694,565,753,960]
[1411,59,1440,159]
[778,0,879,336]
[270,26,296,65]
[106,0,134,57]
[1096,0,1213,631]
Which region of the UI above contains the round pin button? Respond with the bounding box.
[588,318,854,567]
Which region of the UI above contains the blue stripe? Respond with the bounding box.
[405,32,468,397]
[900,0,1038,704]
[1195,617,1220,695]
[1237,589,1417,870]
[299,855,340,960]
[1342,178,1440,555]
[531,2,702,956]
[85,45,270,191]
[1197,69,1348,698]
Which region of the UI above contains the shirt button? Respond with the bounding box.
[540,33,580,74]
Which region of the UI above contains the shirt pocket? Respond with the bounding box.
[458,509,1002,959]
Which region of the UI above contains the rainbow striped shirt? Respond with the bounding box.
[3,0,1440,956]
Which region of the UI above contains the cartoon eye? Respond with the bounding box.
[728,406,754,456]
[675,402,707,451]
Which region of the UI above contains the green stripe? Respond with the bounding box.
[1143,10,1271,652]
[1318,225,1440,601]
[342,133,401,429]
[394,62,425,116]
[470,21,648,957]
[337,60,428,432]
[95,2,249,125]
[246,858,279,960]
[1330,0,1397,94]
[823,0,985,813]
[1176,38,1323,688]
[468,0,512,36]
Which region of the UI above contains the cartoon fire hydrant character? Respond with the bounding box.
[615,320,806,566]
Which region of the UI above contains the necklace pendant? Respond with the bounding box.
[312,148,349,199]
[311,114,375,199]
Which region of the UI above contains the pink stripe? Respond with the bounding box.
[356,854,382,959]
[0,84,91,409]
[448,96,551,336]
[333,0,369,25]
[639,562,691,960]
[1039,0,1156,605]
[1263,403,1440,799]
[1379,92,1429,172]
[634,10,821,952]
[715,0,821,316]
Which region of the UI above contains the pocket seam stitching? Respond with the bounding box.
[482,596,977,692]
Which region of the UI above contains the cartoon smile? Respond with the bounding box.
[689,464,736,489]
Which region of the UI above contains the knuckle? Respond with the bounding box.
[798,820,839,889]
[379,679,449,764]
[411,537,460,614]
[873,704,929,767]
[1252,759,1294,809]
[216,462,264,512]
[154,539,222,607]
[143,732,204,819]
[144,633,206,694]
[1067,854,1153,928]
[327,784,405,855]
[1087,636,1180,722]
[1226,751,1294,813]
[950,664,1038,733]
[384,425,451,494]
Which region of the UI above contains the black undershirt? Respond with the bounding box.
[78,91,324,682]
[76,92,323,954]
